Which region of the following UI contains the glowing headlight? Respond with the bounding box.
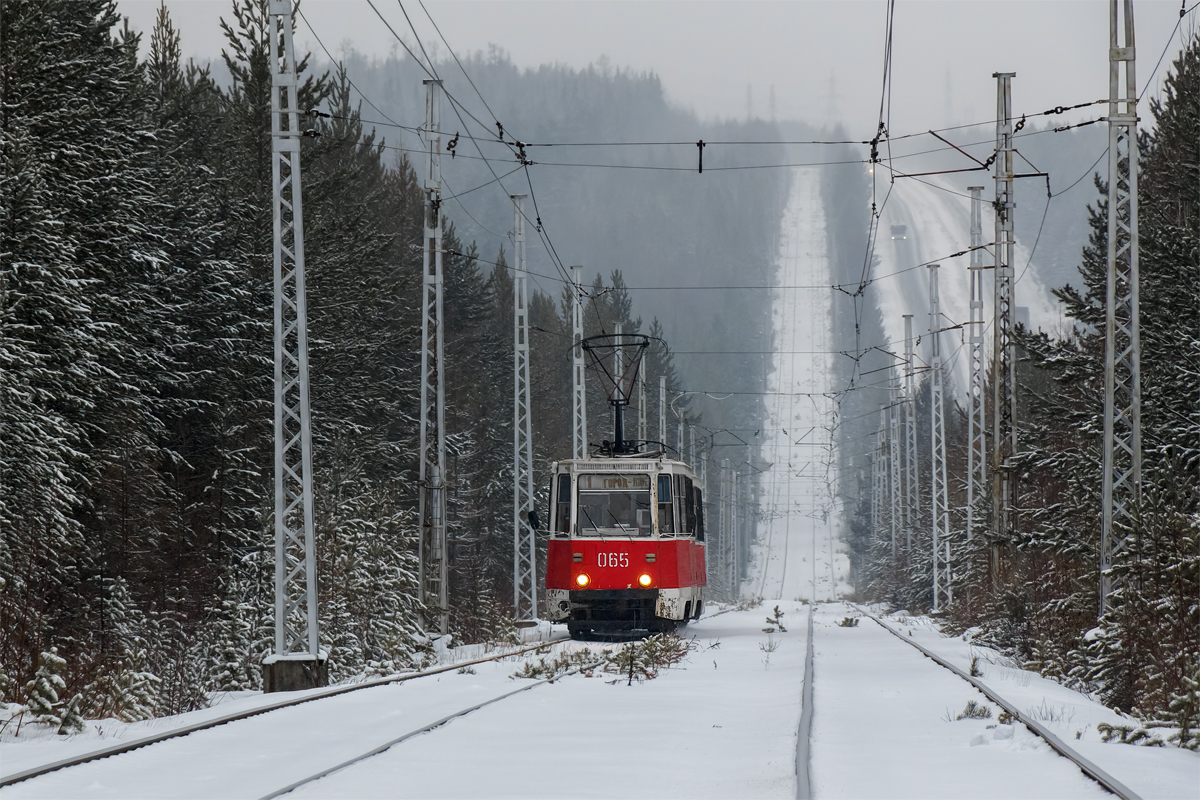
[638,573,653,587]
[575,573,590,587]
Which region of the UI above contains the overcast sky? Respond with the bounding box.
[118,1,1193,137]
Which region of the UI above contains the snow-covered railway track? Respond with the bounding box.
[261,659,603,799]
[0,637,568,793]
[849,604,1142,800]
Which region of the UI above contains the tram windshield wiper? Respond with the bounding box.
[607,510,634,537]
[578,505,607,541]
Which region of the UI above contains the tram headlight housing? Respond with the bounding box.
[638,573,653,587]
[575,573,590,587]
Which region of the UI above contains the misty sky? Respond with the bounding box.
[118,1,1193,138]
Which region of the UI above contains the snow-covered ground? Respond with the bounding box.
[754,168,851,604]
[857,606,1200,800]
[1,608,811,800]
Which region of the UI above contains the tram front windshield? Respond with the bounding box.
[576,474,651,536]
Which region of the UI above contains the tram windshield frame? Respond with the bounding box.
[574,473,652,537]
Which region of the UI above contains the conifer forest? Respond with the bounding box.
[0,0,1196,752]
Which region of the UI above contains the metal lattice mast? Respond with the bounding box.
[903,315,919,556]
[991,72,1018,582]
[721,458,733,600]
[1101,0,1141,616]
[731,468,740,598]
[613,324,623,446]
[638,356,647,445]
[874,406,888,542]
[677,403,685,459]
[658,376,667,451]
[967,186,987,543]
[929,264,952,611]
[269,0,319,666]
[572,266,587,460]
[418,79,449,636]
[689,426,696,467]
[511,195,536,623]
[889,359,902,562]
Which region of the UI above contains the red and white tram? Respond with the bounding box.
[543,332,705,639]
[545,456,706,638]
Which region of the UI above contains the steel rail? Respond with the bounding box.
[794,604,816,800]
[0,637,569,789]
[849,604,1143,800]
[260,659,605,799]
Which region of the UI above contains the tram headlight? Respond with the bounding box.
[575,573,590,587]
[638,573,653,587]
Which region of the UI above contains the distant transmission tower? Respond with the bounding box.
[511,195,536,623]
[967,187,987,544]
[418,79,449,636]
[267,0,322,691]
[1100,0,1141,616]
[991,72,1018,583]
[929,264,952,611]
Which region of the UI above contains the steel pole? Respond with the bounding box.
[512,195,536,622]
[418,79,449,636]
[991,72,1017,585]
[967,187,987,544]
[268,0,321,678]
[572,266,587,460]
[1100,0,1141,616]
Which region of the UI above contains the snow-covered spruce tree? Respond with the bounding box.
[0,0,106,695]
[142,3,269,617]
[315,446,425,679]
[1005,31,1200,720]
[24,649,67,727]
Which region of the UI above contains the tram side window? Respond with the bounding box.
[684,477,696,533]
[695,488,705,541]
[555,474,571,534]
[657,474,674,533]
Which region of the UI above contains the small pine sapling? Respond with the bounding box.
[837,616,859,628]
[25,649,68,727]
[956,700,993,720]
[765,606,787,632]
[56,694,86,735]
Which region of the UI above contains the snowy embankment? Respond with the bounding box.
[861,605,1200,799]
[754,167,850,605]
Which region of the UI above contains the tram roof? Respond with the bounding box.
[554,456,695,474]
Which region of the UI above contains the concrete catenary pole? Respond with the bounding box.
[991,72,1018,585]
[1100,0,1141,616]
[572,266,587,460]
[267,0,322,691]
[929,264,952,611]
[417,79,449,636]
[967,187,987,544]
[511,195,536,623]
